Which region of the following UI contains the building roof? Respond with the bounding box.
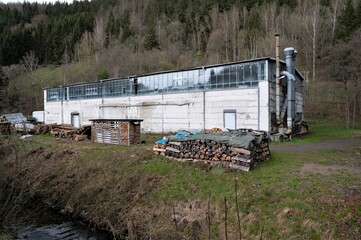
[44,57,304,90]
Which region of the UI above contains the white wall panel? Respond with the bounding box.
[44,102,62,124]
[45,88,267,133]
[259,81,270,132]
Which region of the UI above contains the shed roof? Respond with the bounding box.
[90,119,143,123]
[0,113,27,124]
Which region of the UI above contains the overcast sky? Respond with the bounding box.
[0,0,75,3]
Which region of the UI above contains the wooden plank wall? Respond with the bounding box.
[91,121,140,145]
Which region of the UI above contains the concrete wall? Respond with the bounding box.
[44,83,271,133]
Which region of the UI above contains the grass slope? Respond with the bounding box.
[0,123,360,239]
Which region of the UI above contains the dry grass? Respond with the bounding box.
[1,127,361,239]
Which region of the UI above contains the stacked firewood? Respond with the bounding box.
[153,133,270,172]
[128,122,141,144]
[34,124,54,134]
[0,116,11,135]
[120,122,129,145]
[0,122,11,135]
[50,125,91,141]
[204,128,224,133]
[153,143,166,156]
[0,116,8,123]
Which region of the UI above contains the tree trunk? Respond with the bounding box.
[312,7,318,82]
[352,78,358,129]
[331,0,339,41]
[344,81,350,129]
[352,89,356,128]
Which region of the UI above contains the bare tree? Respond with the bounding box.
[75,31,94,63]
[298,0,322,82]
[329,0,341,41]
[261,1,278,34]
[348,30,361,128]
[22,51,39,73]
[93,15,107,54]
[325,29,361,128]
[219,12,230,62]
[229,6,240,61]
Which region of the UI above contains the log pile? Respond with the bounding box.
[153,131,270,172]
[0,116,8,123]
[91,120,142,145]
[34,124,55,134]
[50,125,91,141]
[0,116,11,135]
[153,143,166,156]
[0,122,11,135]
[128,122,141,145]
[120,122,129,145]
[205,128,224,133]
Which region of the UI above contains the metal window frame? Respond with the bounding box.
[45,60,269,102]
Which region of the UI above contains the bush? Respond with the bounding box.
[97,68,109,80]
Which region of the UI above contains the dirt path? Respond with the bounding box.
[270,138,361,153]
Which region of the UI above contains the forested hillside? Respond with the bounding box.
[0,0,361,127]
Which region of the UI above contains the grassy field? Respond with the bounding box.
[271,121,361,144]
[0,122,360,239]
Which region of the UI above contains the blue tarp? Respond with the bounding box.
[168,131,264,150]
[155,130,203,144]
[155,139,168,144]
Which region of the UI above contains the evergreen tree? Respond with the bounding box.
[97,68,109,80]
[120,10,132,43]
[143,24,160,50]
[336,0,357,40]
[143,6,160,50]
[0,66,8,112]
[277,0,298,9]
[356,0,361,27]
[105,12,115,46]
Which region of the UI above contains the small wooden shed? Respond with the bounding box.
[90,119,143,145]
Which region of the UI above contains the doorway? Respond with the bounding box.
[224,109,236,130]
[71,113,80,128]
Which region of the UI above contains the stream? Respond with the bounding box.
[6,221,111,240]
[1,206,112,240]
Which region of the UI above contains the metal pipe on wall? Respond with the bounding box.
[281,71,296,130]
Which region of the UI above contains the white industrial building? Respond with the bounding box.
[44,48,304,133]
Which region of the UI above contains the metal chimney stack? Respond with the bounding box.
[284,47,297,76]
[284,47,297,121]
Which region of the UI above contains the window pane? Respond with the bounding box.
[237,64,244,86]
[223,66,230,89]
[259,61,266,80]
[251,63,259,82]
[244,64,251,85]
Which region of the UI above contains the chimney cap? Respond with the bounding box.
[284,47,297,57]
[284,47,295,52]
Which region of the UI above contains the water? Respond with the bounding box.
[8,221,111,240]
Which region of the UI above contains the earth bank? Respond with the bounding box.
[0,125,361,239]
